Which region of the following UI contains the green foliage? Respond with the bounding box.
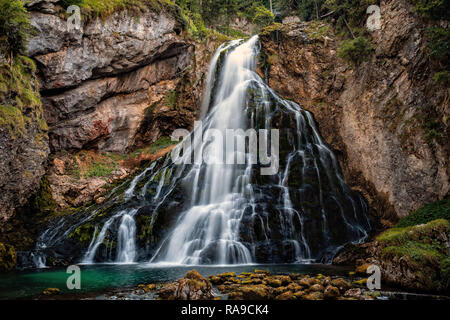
[433,70,450,85]
[322,0,378,36]
[441,257,450,290]
[0,0,36,58]
[58,0,186,27]
[33,177,57,216]
[216,26,248,38]
[377,219,449,245]
[274,0,325,21]
[0,56,43,138]
[425,27,450,65]
[188,12,209,40]
[337,36,373,66]
[396,199,450,228]
[414,0,450,20]
[424,26,449,86]
[164,89,178,107]
[85,162,116,178]
[248,3,274,27]
[377,219,449,290]
[147,136,177,153]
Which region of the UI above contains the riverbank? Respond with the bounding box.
[2,264,449,300]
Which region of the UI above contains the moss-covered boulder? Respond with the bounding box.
[376,218,450,292]
[0,242,17,272]
[158,270,214,300]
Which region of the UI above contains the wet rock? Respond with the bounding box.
[324,285,340,299]
[355,262,370,275]
[259,0,449,221]
[310,283,324,292]
[344,288,364,300]
[42,288,60,295]
[265,277,282,287]
[137,283,157,293]
[303,291,324,300]
[330,278,351,293]
[158,270,214,300]
[0,243,17,272]
[275,291,295,300]
[239,285,272,300]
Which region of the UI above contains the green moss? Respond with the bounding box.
[382,241,444,264]
[0,55,44,139]
[337,36,374,66]
[433,70,450,86]
[260,23,284,37]
[440,257,450,290]
[0,242,17,272]
[33,177,57,217]
[378,219,449,290]
[68,222,98,246]
[85,162,116,178]
[164,89,178,108]
[396,199,450,227]
[378,218,449,244]
[0,104,26,138]
[248,3,274,28]
[305,21,331,41]
[59,0,186,28]
[414,0,450,20]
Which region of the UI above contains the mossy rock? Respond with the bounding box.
[0,242,17,272]
[377,219,450,291]
[42,288,60,295]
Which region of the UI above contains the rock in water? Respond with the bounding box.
[158,270,214,300]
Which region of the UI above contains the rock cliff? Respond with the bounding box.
[0,1,219,233]
[259,0,449,221]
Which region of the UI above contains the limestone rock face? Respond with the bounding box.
[259,0,449,220]
[29,10,185,90]
[0,56,49,226]
[27,7,192,153]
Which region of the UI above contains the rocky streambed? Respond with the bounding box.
[32,269,449,301]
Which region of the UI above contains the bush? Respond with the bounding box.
[426,27,450,62]
[337,36,373,66]
[414,0,450,20]
[0,0,35,58]
[433,70,450,85]
[396,199,450,227]
[250,4,274,27]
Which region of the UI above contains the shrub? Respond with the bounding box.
[396,199,450,228]
[191,12,209,40]
[337,36,373,66]
[433,70,450,85]
[250,4,274,27]
[0,0,35,58]
[414,0,450,20]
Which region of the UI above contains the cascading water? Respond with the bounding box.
[31,36,370,268]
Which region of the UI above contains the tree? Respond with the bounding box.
[0,0,35,61]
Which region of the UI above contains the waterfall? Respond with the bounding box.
[148,35,370,264]
[34,36,370,267]
[82,209,138,264]
[116,213,137,263]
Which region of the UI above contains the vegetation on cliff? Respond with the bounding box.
[59,0,186,25]
[396,199,450,228]
[377,219,449,291]
[0,0,45,139]
[0,0,36,59]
